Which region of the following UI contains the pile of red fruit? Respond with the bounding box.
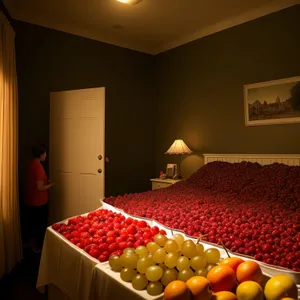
[105,161,300,271]
[52,209,166,262]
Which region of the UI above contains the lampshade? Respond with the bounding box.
[165,139,193,155]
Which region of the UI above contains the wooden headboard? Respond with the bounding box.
[203,154,300,166]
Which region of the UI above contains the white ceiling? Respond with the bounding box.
[4,0,299,54]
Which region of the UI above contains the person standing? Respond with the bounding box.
[24,144,54,253]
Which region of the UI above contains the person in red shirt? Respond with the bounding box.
[24,144,54,252]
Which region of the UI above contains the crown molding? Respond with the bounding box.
[153,0,300,55]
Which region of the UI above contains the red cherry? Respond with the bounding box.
[106,237,115,244]
[125,218,134,225]
[89,248,100,258]
[118,241,127,250]
[99,243,108,252]
[127,225,136,235]
[143,232,152,239]
[98,255,106,262]
[108,243,118,253]
[137,220,147,228]
[127,242,134,248]
[107,230,115,237]
[151,226,159,234]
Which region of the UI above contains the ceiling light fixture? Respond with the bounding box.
[116,0,143,4]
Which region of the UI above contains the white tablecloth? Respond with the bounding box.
[37,227,99,300]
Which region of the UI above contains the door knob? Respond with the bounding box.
[97,169,102,174]
[98,155,102,160]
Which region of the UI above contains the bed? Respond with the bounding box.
[104,153,300,273]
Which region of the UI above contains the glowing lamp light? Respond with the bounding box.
[116,0,143,4]
[165,139,192,178]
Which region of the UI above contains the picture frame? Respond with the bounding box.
[244,76,300,126]
[166,164,177,179]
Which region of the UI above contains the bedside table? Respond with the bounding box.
[150,178,182,190]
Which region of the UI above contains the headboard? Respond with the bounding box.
[203,154,300,166]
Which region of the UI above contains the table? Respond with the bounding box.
[37,225,99,300]
[36,202,300,300]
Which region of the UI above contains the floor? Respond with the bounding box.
[0,248,47,300]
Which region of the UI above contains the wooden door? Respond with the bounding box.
[49,87,105,223]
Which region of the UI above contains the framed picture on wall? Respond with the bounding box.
[244,76,300,126]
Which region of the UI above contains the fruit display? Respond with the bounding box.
[104,161,300,271]
[108,232,222,296]
[49,203,299,300]
[51,208,166,262]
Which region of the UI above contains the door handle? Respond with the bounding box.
[97,169,102,174]
[98,155,102,160]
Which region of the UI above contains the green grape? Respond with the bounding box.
[178,268,194,282]
[132,274,148,290]
[164,252,180,268]
[203,248,220,264]
[158,263,168,271]
[195,243,204,255]
[206,263,217,271]
[154,234,168,247]
[153,248,167,264]
[137,257,155,274]
[123,247,135,254]
[182,240,194,247]
[147,253,154,261]
[109,255,123,272]
[181,241,197,258]
[120,268,137,282]
[194,268,208,277]
[145,265,163,281]
[173,234,185,247]
[146,242,160,254]
[176,256,190,271]
[161,268,178,286]
[190,255,207,270]
[120,252,139,269]
[147,281,163,296]
[164,240,179,253]
[135,246,149,257]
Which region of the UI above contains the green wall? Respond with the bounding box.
[14,5,300,196]
[154,5,300,178]
[14,21,156,197]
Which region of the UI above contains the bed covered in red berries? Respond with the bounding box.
[104,161,300,272]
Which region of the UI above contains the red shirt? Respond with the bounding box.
[24,159,48,206]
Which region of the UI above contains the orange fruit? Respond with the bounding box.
[220,257,244,272]
[186,276,212,300]
[264,275,298,300]
[164,280,191,300]
[212,291,237,300]
[236,281,264,300]
[207,265,237,293]
[236,261,263,284]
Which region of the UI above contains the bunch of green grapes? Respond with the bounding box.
[108,233,222,296]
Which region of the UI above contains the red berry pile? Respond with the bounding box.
[52,209,166,262]
[105,162,300,271]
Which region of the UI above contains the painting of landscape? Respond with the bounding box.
[244,77,300,126]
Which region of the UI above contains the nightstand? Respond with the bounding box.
[150,178,182,190]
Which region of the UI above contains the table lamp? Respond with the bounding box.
[165,139,192,179]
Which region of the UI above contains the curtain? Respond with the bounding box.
[0,11,22,279]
